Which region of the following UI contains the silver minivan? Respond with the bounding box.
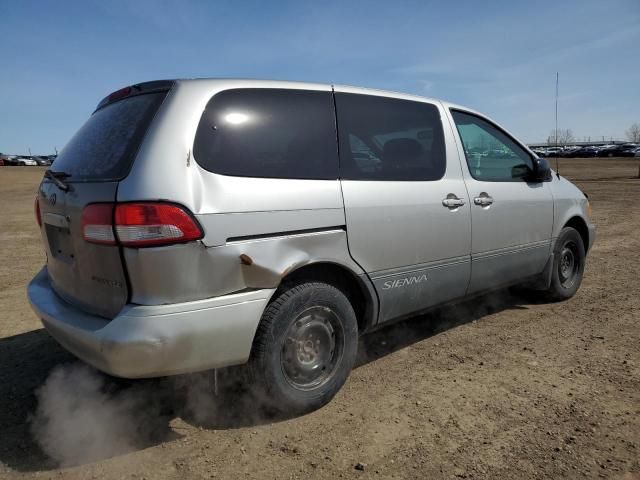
[28,79,595,412]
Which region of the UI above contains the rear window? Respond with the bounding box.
[335,93,446,181]
[193,88,338,180]
[51,92,167,180]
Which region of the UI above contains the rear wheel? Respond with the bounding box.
[544,226,585,301]
[248,281,358,413]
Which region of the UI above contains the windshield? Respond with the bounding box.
[51,92,167,180]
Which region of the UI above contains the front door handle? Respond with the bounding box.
[442,194,466,208]
[474,193,494,206]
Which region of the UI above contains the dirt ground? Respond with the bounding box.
[0,159,638,479]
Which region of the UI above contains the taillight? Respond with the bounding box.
[114,203,203,246]
[35,196,42,227]
[82,203,116,245]
[81,202,202,247]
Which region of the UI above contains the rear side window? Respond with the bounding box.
[193,89,338,180]
[335,93,446,181]
[52,92,167,180]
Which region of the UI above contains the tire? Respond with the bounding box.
[545,226,586,301]
[248,281,358,413]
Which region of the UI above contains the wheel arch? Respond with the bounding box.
[274,261,379,333]
[564,215,589,251]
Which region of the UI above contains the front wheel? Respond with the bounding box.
[248,281,358,413]
[545,226,586,301]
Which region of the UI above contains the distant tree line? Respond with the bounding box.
[627,123,640,143]
[547,129,575,146]
[546,123,640,145]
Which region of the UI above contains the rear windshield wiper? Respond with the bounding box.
[44,170,72,192]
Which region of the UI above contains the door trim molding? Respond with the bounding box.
[472,239,551,261]
[370,255,471,280]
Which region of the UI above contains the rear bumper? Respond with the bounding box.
[27,267,275,378]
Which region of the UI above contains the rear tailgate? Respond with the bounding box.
[39,182,125,318]
[38,83,172,318]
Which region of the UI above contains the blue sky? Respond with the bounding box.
[1,0,638,154]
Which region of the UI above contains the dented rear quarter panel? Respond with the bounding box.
[124,229,365,305]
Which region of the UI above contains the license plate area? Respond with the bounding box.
[45,223,75,263]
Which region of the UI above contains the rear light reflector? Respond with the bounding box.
[35,196,42,227]
[108,86,131,102]
[81,202,202,247]
[114,203,203,246]
[82,203,116,244]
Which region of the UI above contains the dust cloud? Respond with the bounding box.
[30,365,148,467]
[29,363,273,467]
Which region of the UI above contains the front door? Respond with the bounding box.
[448,109,553,293]
[335,89,471,323]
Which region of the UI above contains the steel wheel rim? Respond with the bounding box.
[559,241,579,288]
[280,306,344,391]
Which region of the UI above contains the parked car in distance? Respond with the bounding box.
[16,157,39,166]
[542,147,563,157]
[568,146,600,158]
[596,145,615,154]
[1,155,19,166]
[1,154,57,166]
[28,79,595,412]
[601,144,638,157]
[559,146,581,157]
[34,156,52,166]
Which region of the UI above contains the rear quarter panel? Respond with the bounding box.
[123,229,363,304]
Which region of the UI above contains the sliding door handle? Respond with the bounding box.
[474,193,494,206]
[442,194,466,208]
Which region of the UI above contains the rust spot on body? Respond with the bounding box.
[239,254,253,266]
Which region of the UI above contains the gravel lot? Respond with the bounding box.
[0,159,638,479]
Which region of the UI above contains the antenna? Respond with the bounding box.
[555,72,560,178]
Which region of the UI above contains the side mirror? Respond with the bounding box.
[528,157,552,182]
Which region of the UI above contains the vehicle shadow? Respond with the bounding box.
[0,287,537,472]
[355,288,534,367]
